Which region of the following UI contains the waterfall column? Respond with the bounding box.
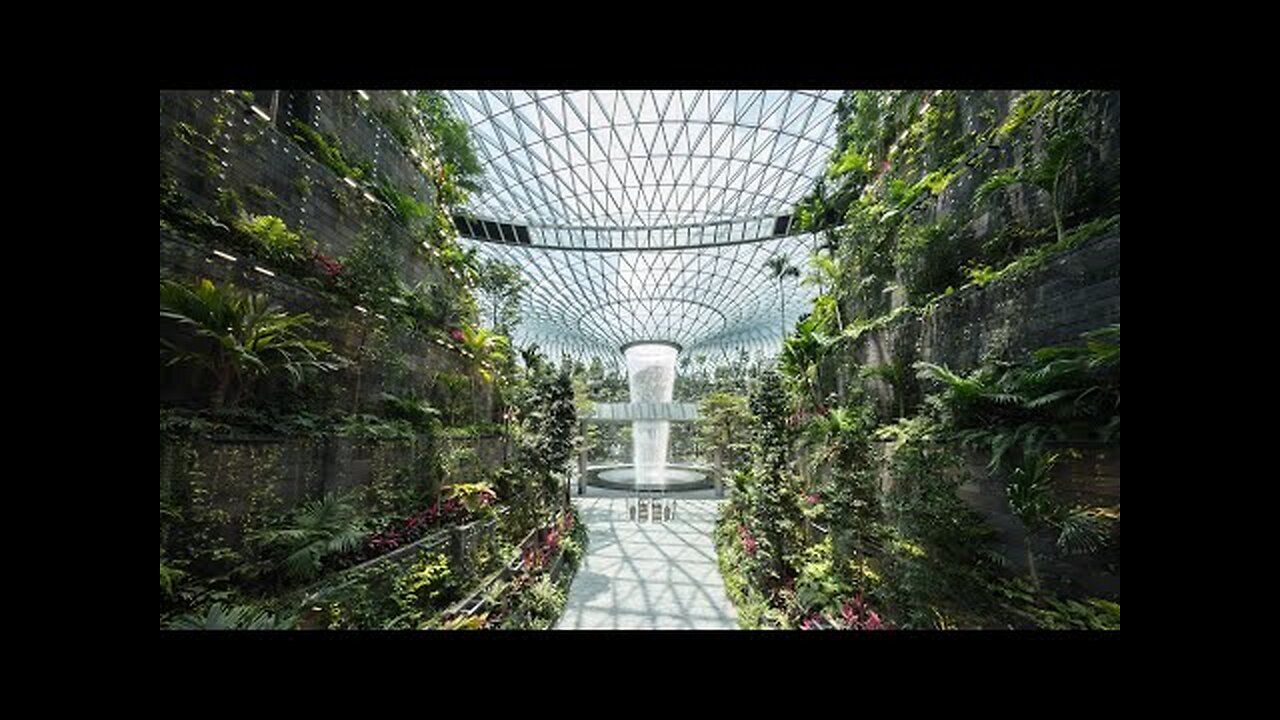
[622,341,680,488]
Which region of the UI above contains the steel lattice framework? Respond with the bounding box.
[445,90,841,368]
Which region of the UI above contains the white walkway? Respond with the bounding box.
[556,497,739,630]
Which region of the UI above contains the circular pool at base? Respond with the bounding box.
[589,465,712,492]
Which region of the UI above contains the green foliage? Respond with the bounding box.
[793,540,843,614]
[998,91,1048,138]
[803,90,1118,334]
[160,561,186,600]
[974,214,1120,290]
[372,177,429,225]
[412,91,484,196]
[476,259,526,335]
[459,324,510,383]
[518,366,578,491]
[519,576,567,630]
[1008,452,1109,554]
[779,314,837,408]
[742,371,803,591]
[442,482,498,513]
[915,324,1121,473]
[828,147,870,180]
[168,603,295,630]
[380,391,441,433]
[334,413,418,440]
[697,392,752,474]
[251,493,368,582]
[244,183,277,204]
[232,214,315,265]
[372,91,484,205]
[988,577,1119,629]
[808,401,880,590]
[894,215,968,302]
[289,120,372,182]
[160,278,344,409]
[388,552,455,628]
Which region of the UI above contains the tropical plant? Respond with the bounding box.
[160,560,186,601]
[779,315,837,409]
[168,603,295,630]
[410,91,484,197]
[251,493,368,582]
[457,324,510,383]
[697,392,752,477]
[387,552,455,628]
[973,91,1092,245]
[1006,451,1110,592]
[160,278,344,409]
[802,253,843,331]
[807,402,880,596]
[916,324,1120,473]
[531,575,569,623]
[441,482,498,514]
[743,370,803,592]
[232,213,315,265]
[372,177,429,225]
[289,120,372,182]
[380,391,441,433]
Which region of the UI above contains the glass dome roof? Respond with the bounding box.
[445,90,841,366]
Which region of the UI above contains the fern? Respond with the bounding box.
[168,603,294,630]
[252,493,368,582]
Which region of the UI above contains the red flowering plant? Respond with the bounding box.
[361,494,476,557]
[836,595,886,630]
[521,525,561,572]
[449,328,465,343]
[543,527,561,553]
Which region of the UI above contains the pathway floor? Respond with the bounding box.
[556,497,739,630]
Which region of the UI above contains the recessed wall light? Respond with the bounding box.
[212,250,238,262]
[254,266,276,277]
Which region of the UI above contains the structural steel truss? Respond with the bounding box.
[446,90,841,367]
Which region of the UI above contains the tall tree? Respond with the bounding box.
[765,255,801,341]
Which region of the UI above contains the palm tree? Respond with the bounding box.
[160,278,343,409]
[1007,451,1109,594]
[765,255,801,340]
